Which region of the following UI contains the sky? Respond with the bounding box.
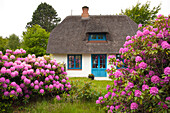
[0,0,169,39]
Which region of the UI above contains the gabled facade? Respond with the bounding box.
[47,6,137,79]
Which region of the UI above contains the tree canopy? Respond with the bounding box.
[121,2,161,25]
[0,36,8,54]
[6,34,20,50]
[26,2,61,32]
[22,24,50,56]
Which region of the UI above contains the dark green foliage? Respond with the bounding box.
[22,24,50,56]
[0,36,8,54]
[121,2,161,25]
[6,34,20,50]
[26,2,61,32]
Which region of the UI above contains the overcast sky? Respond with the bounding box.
[0,0,169,39]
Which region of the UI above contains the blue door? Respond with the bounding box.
[91,54,107,77]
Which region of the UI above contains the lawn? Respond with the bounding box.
[13,77,113,113]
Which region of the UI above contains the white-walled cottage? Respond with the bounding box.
[46,6,137,80]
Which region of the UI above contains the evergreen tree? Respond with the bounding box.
[26,2,61,32]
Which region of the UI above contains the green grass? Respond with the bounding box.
[13,77,112,113]
[68,77,113,93]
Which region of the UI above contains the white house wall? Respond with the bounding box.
[53,54,113,78]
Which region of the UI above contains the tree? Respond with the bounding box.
[26,2,61,32]
[0,36,8,54]
[6,34,20,50]
[121,2,161,25]
[22,24,50,56]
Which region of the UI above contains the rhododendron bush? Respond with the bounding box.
[0,49,70,112]
[96,14,170,113]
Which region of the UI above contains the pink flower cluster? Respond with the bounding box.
[0,49,70,102]
[164,67,170,75]
[150,87,159,96]
[130,102,138,110]
[114,70,123,78]
[151,75,160,84]
[139,62,147,69]
[135,56,142,62]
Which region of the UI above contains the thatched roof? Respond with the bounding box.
[46,15,137,54]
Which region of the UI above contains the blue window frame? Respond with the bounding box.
[68,55,82,69]
[88,33,106,41]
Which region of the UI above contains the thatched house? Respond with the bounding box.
[47,6,137,80]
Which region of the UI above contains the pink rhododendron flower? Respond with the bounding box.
[10,55,15,59]
[135,56,142,62]
[99,96,103,100]
[45,77,49,81]
[142,85,149,91]
[0,77,5,82]
[34,80,39,84]
[40,89,44,94]
[110,106,114,110]
[121,91,126,95]
[61,67,64,72]
[134,90,142,97]
[10,90,16,95]
[126,36,131,40]
[128,82,134,88]
[62,79,66,83]
[137,30,144,37]
[106,85,111,90]
[4,91,9,96]
[30,83,34,87]
[104,94,109,99]
[164,67,170,75]
[114,70,123,78]
[49,84,53,89]
[163,104,168,109]
[20,83,25,88]
[139,62,147,69]
[143,29,150,35]
[115,105,120,110]
[17,88,22,93]
[34,85,39,90]
[166,97,170,101]
[10,82,17,87]
[151,75,160,84]
[2,55,8,60]
[56,95,60,101]
[25,94,30,98]
[130,102,138,110]
[150,87,158,95]
[161,41,170,49]
[1,67,6,74]
[2,83,7,88]
[5,79,10,83]
[149,70,155,76]
[96,100,100,104]
[138,24,142,28]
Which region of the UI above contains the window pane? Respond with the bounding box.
[91,35,96,39]
[98,35,101,39]
[75,55,81,68]
[103,64,106,68]
[100,35,103,39]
